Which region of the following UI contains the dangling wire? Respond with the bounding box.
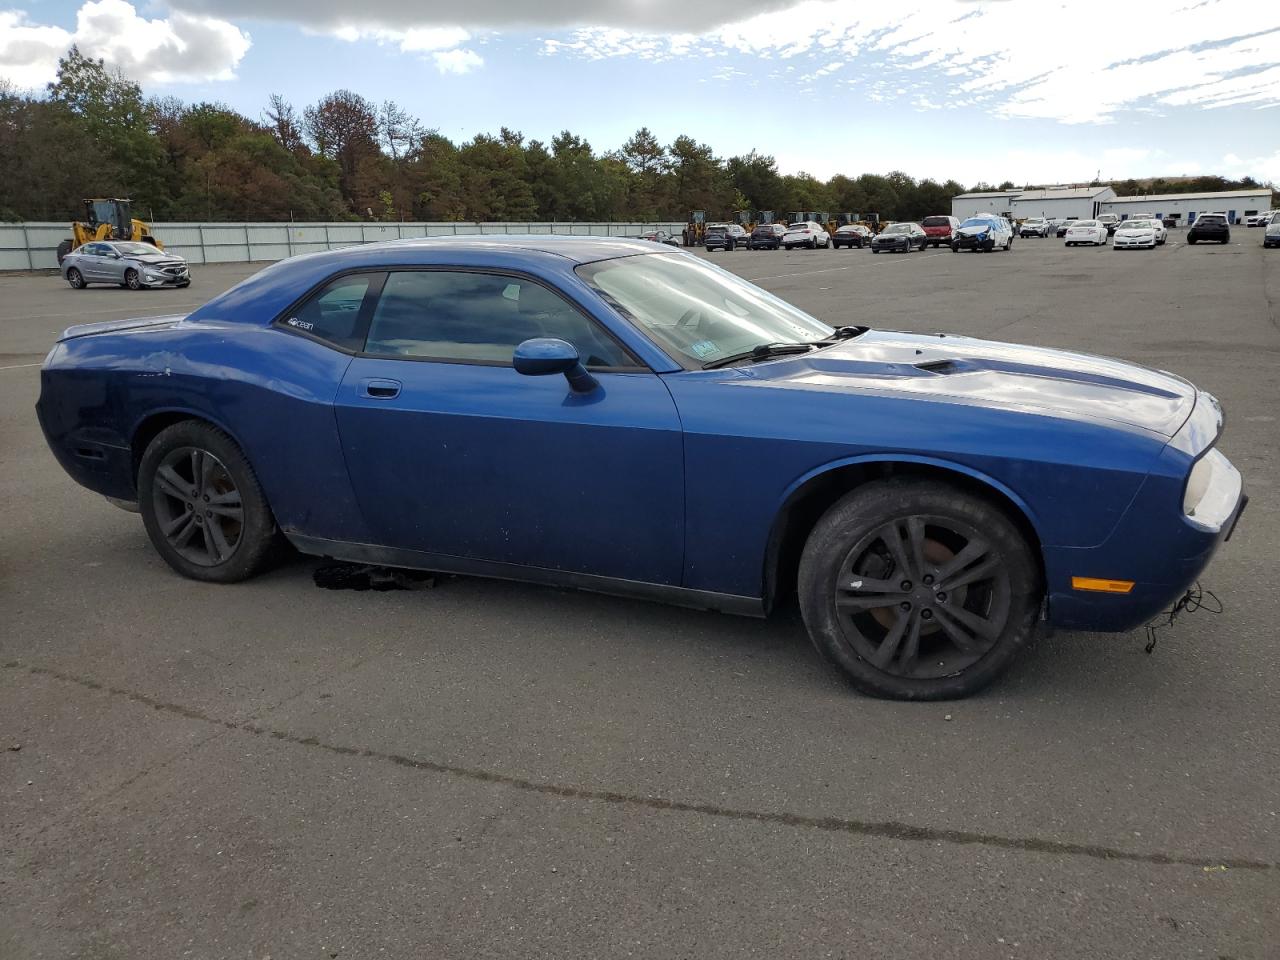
[1144,581,1223,654]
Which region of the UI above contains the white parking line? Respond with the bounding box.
[0,362,41,371]
[15,301,205,322]
[747,251,947,282]
[746,265,852,282]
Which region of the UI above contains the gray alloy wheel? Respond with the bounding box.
[138,420,281,583]
[66,268,85,289]
[798,478,1041,700]
[125,268,143,290]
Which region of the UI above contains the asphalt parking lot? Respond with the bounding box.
[3,233,1278,958]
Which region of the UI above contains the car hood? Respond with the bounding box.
[957,224,996,236]
[738,330,1197,438]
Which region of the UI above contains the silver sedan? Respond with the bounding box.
[61,241,191,290]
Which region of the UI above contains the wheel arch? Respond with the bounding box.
[129,408,249,488]
[762,455,1046,613]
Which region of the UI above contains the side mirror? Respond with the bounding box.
[513,338,598,394]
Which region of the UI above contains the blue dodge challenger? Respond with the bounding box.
[36,237,1245,699]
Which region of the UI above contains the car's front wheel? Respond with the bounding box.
[138,421,281,583]
[124,268,143,290]
[66,268,85,289]
[798,478,1041,700]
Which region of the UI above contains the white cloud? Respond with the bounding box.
[0,0,250,89]
[168,0,799,34]
[433,48,484,75]
[327,25,473,54]
[538,0,1280,126]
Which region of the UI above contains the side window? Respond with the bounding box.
[280,274,375,351]
[364,271,637,369]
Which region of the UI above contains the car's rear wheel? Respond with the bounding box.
[66,268,85,289]
[798,479,1041,700]
[138,421,281,583]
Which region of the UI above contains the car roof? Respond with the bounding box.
[184,235,669,327]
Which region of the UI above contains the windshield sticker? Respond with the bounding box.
[690,340,720,359]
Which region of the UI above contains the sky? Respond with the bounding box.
[2,0,1279,187]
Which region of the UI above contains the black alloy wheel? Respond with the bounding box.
[139,421,281,582]
[799,479,1040,699]
[150,446,246,567]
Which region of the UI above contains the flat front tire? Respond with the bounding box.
[138,421,281,583]
[798,478,1041,700]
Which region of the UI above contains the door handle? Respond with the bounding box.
[361,378,402,399]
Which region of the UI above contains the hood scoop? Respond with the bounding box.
[914,358,971,375]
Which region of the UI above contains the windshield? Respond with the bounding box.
[1122,220,1152,230]
[112,242,161,255]
[577,253,834,368]
[1071,221,1097,228]
[1024,218,1044,224]
[882,224,912,234]
[921,217,950,227]
[959,218,996,229]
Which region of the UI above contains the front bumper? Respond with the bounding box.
[1043,408,1245,633]
[140,268,190,287]
[1113,235,1156,248]
[873,239,909,251]
[952,235,990,250]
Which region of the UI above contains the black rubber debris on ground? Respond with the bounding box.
[312,562,436,592]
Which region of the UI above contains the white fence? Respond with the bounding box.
[0,221,689,271]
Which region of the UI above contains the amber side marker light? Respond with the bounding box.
[1071,577,1135,594]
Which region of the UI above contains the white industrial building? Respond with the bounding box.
[1097,189,1273,225]
[952,186,1116,222]
[950,190,1022,221]
[1010,186,1116,221]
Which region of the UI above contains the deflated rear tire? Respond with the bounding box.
[138,421,281,583]
[798,478,1041,700]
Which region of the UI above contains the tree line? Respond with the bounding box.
[0,48,1271,225]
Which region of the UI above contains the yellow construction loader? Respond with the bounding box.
[56,199,162,264]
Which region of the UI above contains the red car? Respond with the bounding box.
[921,215,960,248]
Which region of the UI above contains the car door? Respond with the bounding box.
[333,268,686,585]
[78,243,108,281]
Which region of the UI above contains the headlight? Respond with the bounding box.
[1183,448,1242,531]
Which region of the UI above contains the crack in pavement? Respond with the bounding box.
[7,659,1274,872]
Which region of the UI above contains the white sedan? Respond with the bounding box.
[1112,219,1162,250]
[1064,220,1108,246]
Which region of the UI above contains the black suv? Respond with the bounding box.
[1187,214,1230,245]
[748,224,785,250]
